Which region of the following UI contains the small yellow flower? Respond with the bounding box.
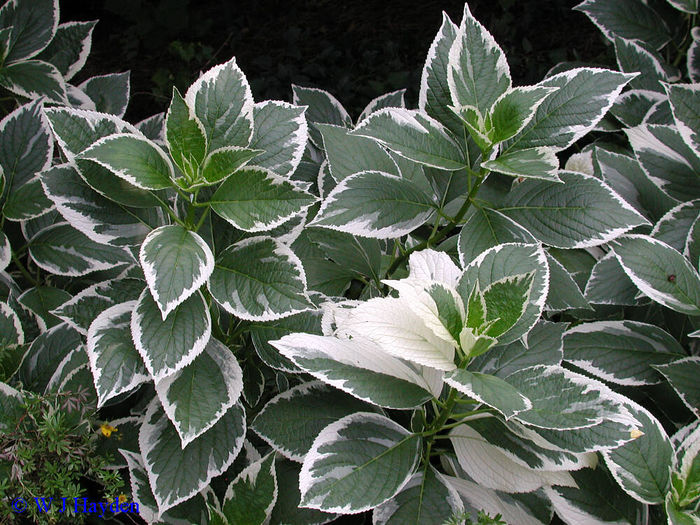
[118,494,128,504]
[100,423,118,437]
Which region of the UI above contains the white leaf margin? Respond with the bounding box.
[55,20,97,81]
[212,165,317,233]
[449,421,577,494]
[446,475,546,525]
[291,84,352,128]
[251,380,327,462]
[464,242,550,344]
[446,3,511,110]
[352,108,465,171]
[0,231,10,272]
[28,222,133,277]
[664,82,700,158]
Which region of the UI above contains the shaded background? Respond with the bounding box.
[59,0,608,123]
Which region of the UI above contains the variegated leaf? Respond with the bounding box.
[603,400,673,504]
[154,337,243,447]
[459,243,549,345]
[612,234,700,315]
[335,295,456,371]
[446,475,552,525]
[292,84,352,148]
[625,124,700,201]
[210,166,316,232]
[79,72,131,117]
[505,365,641,431]
[615,37,677,93]
[252,381,375,463]
[564,320,685,386]
[666,83,700,158]
[482,147,559,182]
[466,416,596,473]
[373,467,464,525]
[0,0,58,61]
[44,107,161,208]
[352,108,466,170]
[458,208,536,267]
[653,357,700,418]
[487,86,557,144]
[445,369,531,419]
[219,452,277,525]
[0,59,67,103]
[86,301,149,407]
[131,288,211,381]
[500,171,649,248]
[449,422,576,493]
[52,276,144,335]
[309,170,434,239]
[36,20,96,80]
[185,57,254,150]
[208,236,312,321]
[40,163,156,247]
[0,100,53,216]
[271,333,437,409]
[544,467,645,524]
[249,100,307,178]
[17,286,70,331]
[574,0,671,49]
[317,123,399,182]
[79,133,174,190]
[28,222,132,276]
[0,300,23,349]
[358,88,406,123]
[139,399,245,514]
[418,13,464,135]
[593,147,675,222]
[165,87,207,177]
[447,3,511,115]
[0,230,10,272]
[17,322,81,392]
[299,412,420,514]
[139,225,214,318]
[504,68,635,152]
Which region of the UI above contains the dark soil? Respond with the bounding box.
[59,0,609,123]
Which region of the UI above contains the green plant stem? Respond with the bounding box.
[11,251,39,286]
[193,207,211,232]
[384,172,485,278]
[424,388,460,438]
[672,13,696,67]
